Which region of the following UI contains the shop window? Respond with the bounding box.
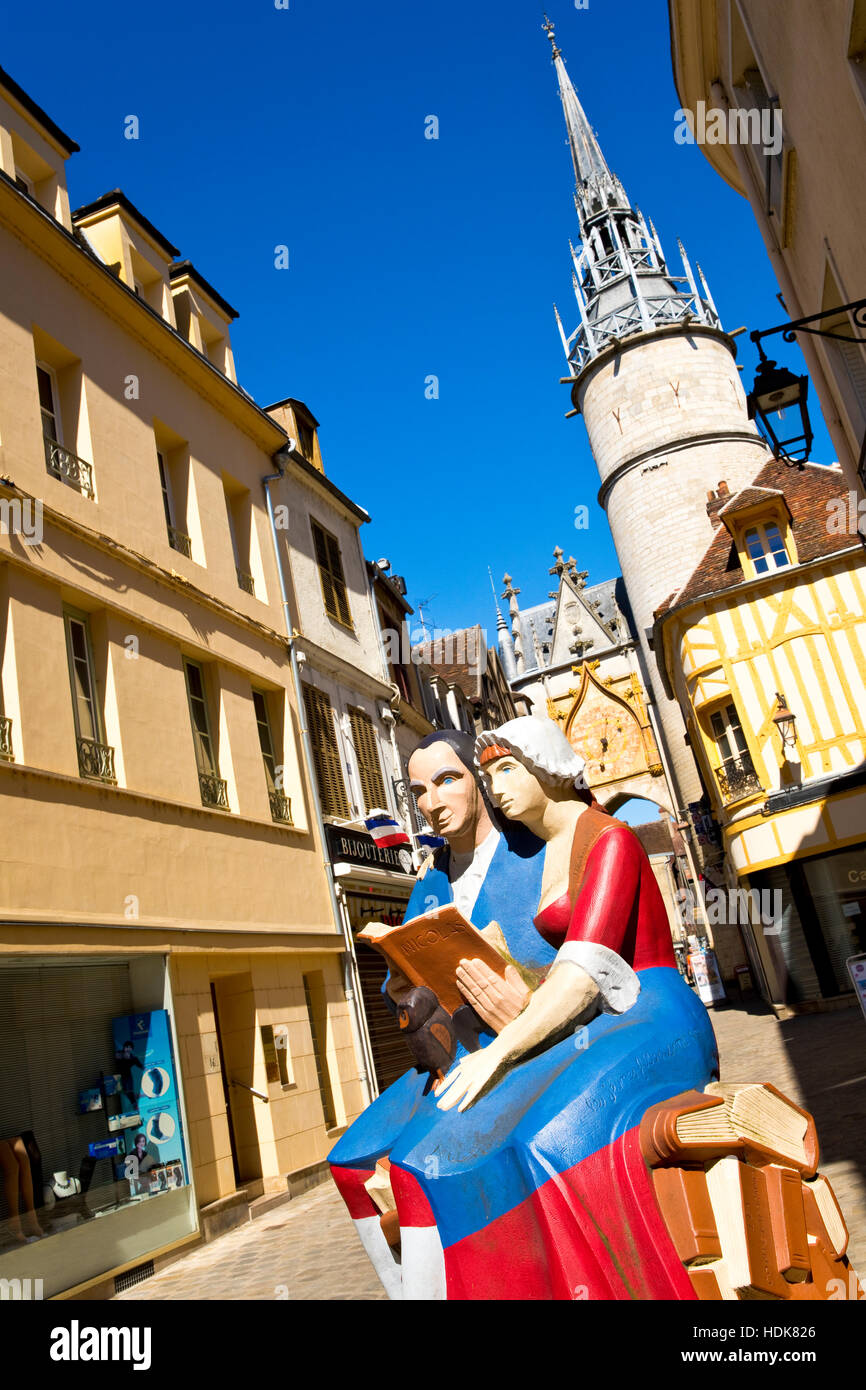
[302,973,337,1129]
[183,659,228,809]
[0,958,194,1299]
[302,684,350,818]
[311,519,352,629]
[63,609,116,784]
[348,706,387,814]
[253,689,291,823]
[743,523,790,573]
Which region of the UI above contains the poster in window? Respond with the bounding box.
[111,1010,189,1191]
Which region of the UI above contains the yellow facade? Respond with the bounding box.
[657,468,866,1004]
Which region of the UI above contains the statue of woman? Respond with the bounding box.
[378,716,719,1299]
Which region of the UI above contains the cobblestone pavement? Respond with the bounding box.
[114,998,866,1301]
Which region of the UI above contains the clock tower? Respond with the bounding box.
[544,19,773,806]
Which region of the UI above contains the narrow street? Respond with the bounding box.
[114,999,866,1300]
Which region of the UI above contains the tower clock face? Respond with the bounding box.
[567,695,643,781]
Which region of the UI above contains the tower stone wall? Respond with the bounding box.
[576,326,772,801]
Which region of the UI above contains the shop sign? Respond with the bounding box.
[326,824,414,875]
[688,948,727,1006]
[847,954,866,1022]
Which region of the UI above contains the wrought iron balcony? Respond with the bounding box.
[0,716,13,761]
[715,755,762,805]
[236,567,255,596]
[168,525,192,558]
[44,436,94,499]
[77,736,116,783]
[269,791,293,824]
[199,771,229,809]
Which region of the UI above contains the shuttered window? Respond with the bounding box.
[302,684,350,817]
[348,707,386,813]
[311,519,352,629]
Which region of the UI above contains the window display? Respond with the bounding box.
[0,957,197,1297]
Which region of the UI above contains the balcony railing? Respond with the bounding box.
[168,525,192,558]
[716,755,762,805]
[199,771,229,809]
[236,567,255,596]
[269,791,293,824]
[77,736,116,783]
[44,436,94,499]
[0,716,13,761]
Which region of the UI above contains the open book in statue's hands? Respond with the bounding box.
[360,904,512,1017]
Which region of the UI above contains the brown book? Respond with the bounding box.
[358,904,510,1016]
[640,1091,742,1167]
[763,1165,810,1282]
[688,1261,732,1300]
[801,1177,848,1257]
[705,1157,789,1299]
[653,1167,722,1265]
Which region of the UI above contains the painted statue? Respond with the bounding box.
[328,728,548,1296]
[330,718,863,1302]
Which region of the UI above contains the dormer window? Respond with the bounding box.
[744,523,789,573]
[296,417,315,462]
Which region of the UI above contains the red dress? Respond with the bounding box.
[532,822,677,973]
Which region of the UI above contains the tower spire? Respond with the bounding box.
[490,566,518,682]
[547,29,721,375]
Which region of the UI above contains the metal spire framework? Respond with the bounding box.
[489,566,518,682]
[543,16,721,375]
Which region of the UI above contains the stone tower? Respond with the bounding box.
[545,19,772,806]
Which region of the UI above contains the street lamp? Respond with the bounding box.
[747,295,866,464]
[772,692,798,750]
[747,347,812,463]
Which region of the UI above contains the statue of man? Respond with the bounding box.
[328,729,547,1296]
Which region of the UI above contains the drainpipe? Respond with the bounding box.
[261,459,376,1107]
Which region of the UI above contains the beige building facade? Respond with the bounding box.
[0,70,367,1297]
[669,0,866,492]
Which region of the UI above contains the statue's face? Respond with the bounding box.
[408,742,482,844]
[484,754,549,822]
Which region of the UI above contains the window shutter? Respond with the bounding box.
[303,685,350,817]
[325,533,352,626]
[311,520,352,628]
[348,708,387,813]
[311,522,337,620]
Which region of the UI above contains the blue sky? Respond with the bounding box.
[6,0,834,640]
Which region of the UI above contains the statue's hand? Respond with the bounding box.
[456,959,530,1033]
[434,1040,508,1113]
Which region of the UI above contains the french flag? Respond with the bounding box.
[417,828,445,852]
[365,810,411,849]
